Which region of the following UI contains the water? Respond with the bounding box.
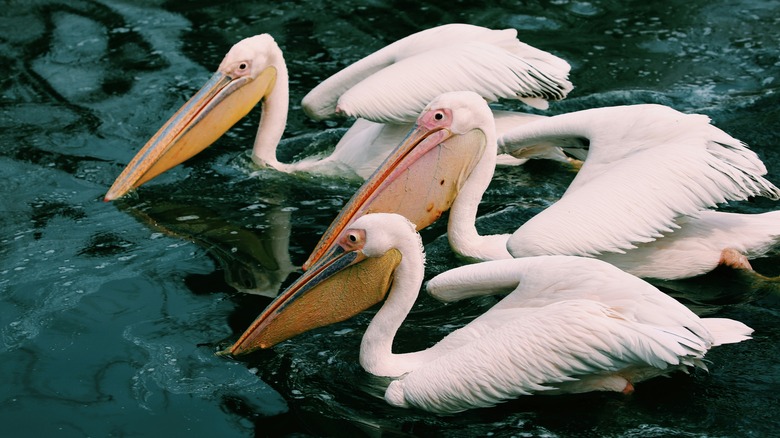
[2,0,779,436]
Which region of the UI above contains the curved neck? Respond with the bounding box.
[251,51,290,170]
[359,243,426,377]
[447,129,513,261]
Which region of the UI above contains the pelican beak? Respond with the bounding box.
[302,121,487,271]
[104,67,277,201]
[221,245,402,356]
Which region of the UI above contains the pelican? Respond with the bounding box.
[104,24,574,200]
[229,213,753,413]
[303,91,780,280]
[219,91,775,355]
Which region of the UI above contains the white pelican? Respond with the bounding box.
[219,91,775,355]
[227,212,753,413]
[104,24,573,200]
[303,91,780,280]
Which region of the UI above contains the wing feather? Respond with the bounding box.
[302,24,571,123]
[386,300,709,414]
[427,256,714,343]
[504,105,780,258]
[335,43,571,124]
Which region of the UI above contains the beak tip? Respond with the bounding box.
[215,347,235,358]
[104,184,125,202]
[218,343,266,358]
[219,334,273,357]
[104,183,136,202]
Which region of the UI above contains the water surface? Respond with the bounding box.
[2,0,780,436]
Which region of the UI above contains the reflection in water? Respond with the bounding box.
[119,198,298,297]
[654,263,780,310]
[2,0,780,436]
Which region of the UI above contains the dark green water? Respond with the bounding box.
[2,0,780,436]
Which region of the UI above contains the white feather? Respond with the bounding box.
[504,105,780,259]
[406,94,780,279]
[598,209,780,279]
[348,213,752,414]
[302,23,572,122]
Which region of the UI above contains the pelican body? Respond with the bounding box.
[104,24,573,200]
[222,91,777,357]
[233,213,753,413]
[304,92,780,279]
[498,105,780,276]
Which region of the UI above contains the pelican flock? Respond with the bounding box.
[104,24,574,201]
[106,23,778,414]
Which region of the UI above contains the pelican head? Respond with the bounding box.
[221,214,407,356]
[105,34,287,201]
[222,91,495,355]
[303,90,497,270]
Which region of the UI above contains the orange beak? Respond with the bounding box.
[303,121,487,270]
[104,67,277,201]
[221,244,402,356]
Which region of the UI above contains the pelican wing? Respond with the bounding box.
[503,105,780,258]
[302,24,572,124]
[427,256,713,341]
[289,119,415,179]
[385,299,709,414]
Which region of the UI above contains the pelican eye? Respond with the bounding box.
[239,62,248,70]
[340,229,366,251]
[434,112,444,121]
